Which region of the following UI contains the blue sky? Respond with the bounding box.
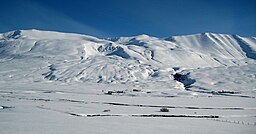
[0,0,255,37]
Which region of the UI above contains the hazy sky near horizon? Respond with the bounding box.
[0,0,255,37]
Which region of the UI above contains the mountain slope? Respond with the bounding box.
[0,30,255,83]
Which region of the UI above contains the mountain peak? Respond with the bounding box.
[134,34,151,39]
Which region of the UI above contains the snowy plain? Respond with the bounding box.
[0,30,256,134]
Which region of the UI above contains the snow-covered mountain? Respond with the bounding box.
[1,30,256,134]
[0,30,255,83]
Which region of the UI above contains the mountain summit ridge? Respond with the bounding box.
[0,29,255,83]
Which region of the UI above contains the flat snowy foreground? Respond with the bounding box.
[0,75,255,134]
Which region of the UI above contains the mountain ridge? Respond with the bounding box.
[0,29,255,83]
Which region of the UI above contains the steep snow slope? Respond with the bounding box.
[112,33,256,68]
[0,30,255,83]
